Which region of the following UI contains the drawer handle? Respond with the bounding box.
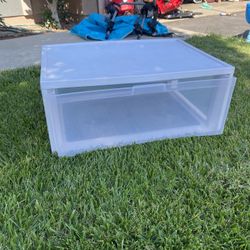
[132,83,166,95]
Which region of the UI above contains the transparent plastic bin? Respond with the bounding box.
[40,39,236,156]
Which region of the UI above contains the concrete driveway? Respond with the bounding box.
[162,2,248,37]
[0,32,83,71]
[0,2,249,71]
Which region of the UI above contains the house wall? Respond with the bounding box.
[30,0,46,16]
[67,0,98,20]
[21,0,33,15]
[29,0,46,22]
[97,0,106,14]
[82,0,98,15]
[1,0,100,22]
[0,0,32,17]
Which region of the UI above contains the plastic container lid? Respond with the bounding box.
[40,39,234,90]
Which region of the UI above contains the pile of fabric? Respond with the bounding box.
[71,13,169,41]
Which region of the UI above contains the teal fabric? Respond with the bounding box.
[71,13,169,41]
[245,3,250,43]
[246,3,250,24]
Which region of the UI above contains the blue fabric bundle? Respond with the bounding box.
[71,13,169,41]
[246,2,250,24]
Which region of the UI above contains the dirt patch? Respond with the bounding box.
[0,31,43,40]
[0,23,75,40]
[0,26,45,40]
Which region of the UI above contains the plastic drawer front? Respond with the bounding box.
[42,77,236,156]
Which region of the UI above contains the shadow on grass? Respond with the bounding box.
[188,35,250,81]
[235,30,249,40]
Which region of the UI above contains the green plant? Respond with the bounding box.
[42,0,71,29]
[45,0,61,28]
[58,0,71,24]
[42,9,59,29]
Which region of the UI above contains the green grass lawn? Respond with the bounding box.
[0,36,250,249]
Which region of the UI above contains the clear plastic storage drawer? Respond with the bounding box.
[40,39,236,156]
